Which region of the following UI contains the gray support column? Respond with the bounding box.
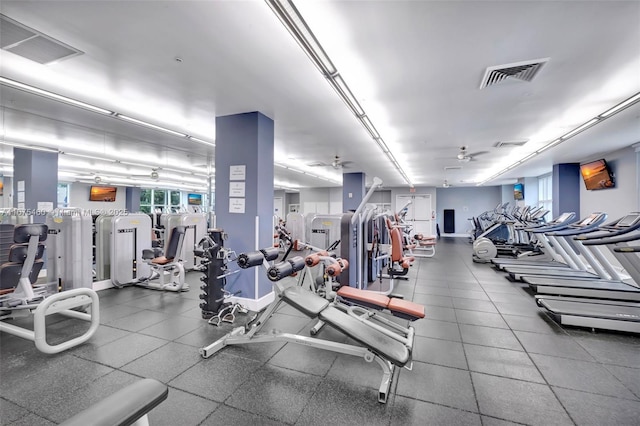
[215,112,274,310]
[125,187,141,212]
[552,163,580,218]
[343,172,366,212]
[13,148,58,223]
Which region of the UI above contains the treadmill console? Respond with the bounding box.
[554,212,574,224]
[576,213,603,227]
[616,213,640,228]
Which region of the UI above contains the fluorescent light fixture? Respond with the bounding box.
[560,118,599,140]
[599,92,640,118]
[537,139,562,153]
[0,77,113,115]
[333,75,365,116]
[62,152,116,162]
[265,0,337,76]
[361,116,380,139]
[116,114,187,138]
[188,136,215,147]
[375,138,390,153]
[520,152,537,162]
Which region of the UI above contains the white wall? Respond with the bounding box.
[299,187,342,215]
[580,145,639,220]
[68,182,127,213]
[436,186,502,236]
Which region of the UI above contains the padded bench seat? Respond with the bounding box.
[337,286,425,321]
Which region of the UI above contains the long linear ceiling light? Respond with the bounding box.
[265,0,413,186]
[478,91,640,186]
[0,76,216,146]
[275,162,341,184]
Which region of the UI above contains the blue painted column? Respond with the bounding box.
[342,172,366,212]
[552,163,580,218]
[215,112,274,310]
[13,148,58,223]
[125,187,141,212]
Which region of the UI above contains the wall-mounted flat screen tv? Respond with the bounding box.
[90,186,117,202]
[580,159,615,190]
[188,193,202,205]
[514,183,524,200]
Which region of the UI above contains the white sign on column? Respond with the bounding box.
[229,165,246,181]
[229,198,246,214]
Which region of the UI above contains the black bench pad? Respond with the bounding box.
[283,286,330,317]
[318,306,410,367]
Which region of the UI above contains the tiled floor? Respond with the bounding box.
[1,237,640,425]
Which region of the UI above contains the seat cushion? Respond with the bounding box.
[337,286,390,309]
[282,286,329,317]
[388,298,425,319]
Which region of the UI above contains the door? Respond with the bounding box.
[396,194,433,236]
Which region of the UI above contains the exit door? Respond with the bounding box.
[396,194,433,236]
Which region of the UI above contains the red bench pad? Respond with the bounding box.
[337,286,389,309]
[388,298,425,319]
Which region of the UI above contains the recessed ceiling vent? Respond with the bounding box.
[480,58,549,89]
[443,166,462,170]
[1,14,83,64]
[493,140,528,148]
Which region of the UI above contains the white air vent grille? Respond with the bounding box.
[443,166,462,170]
[493,140,528,148]
[1,14,83,64]
[480,58,549,89]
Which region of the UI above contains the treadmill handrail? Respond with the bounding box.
[613,246,640,253]
[546,214,607,236]
[528,217,579,234]
[574,215,640,241]
[581,232,640,246]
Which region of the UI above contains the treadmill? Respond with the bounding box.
[502,213,608,281]
[527,213,640,301]
[536,232,640,333]
[491,212,577,270]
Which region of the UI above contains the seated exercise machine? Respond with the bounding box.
[140,226,188,291]
[60,378,168,426]
[0,224,99,354]
[201,248,425,403]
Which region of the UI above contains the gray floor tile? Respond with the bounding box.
[295,378,393,425]
[484,291,531,303]
[6,413,54,426]
[454,310,509,329]
[530,353,638,399]
[73,333,168,368]
[413,293,454,308]
[105,309,173,332]
[464,344,545,383]
[201,405,286,426]
[169,352,262,402]
[412,318,462,342]
[397,362,477,412]
[514,331,595,361]
[121,341,204,382]
[571,336,640,368]
[413,285,451,296]
[502,313,566,335]
[452,298,498,313]
[472,372,572,426]
[423,305,457,322]
[391,395,482,425]
[268,341,337,376]
[0,398,30,425]
[226,365,322,424]
[480,415,526,426]
[99,303,143,323]
[413,336,468,369]
[449,288,490,301]
[553,387,640,426]
[173,321,232,348]
[148,387,218,426]
[459,324,523,351]
[494,300,542,317]
[604,364,640,399]
[138,315,205,340]
[327,353,393,390]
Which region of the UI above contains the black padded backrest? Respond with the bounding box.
[282,286,329,317]
[8,243,46,263]
[165,226,186,259]
[0,260,44,290]
[14,224,48,244]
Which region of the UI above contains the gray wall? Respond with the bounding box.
[580,145,639,220]
[436,186,502,236]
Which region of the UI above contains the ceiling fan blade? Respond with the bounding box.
[307,162,329,167]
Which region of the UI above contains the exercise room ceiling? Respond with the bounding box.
[0,0,639,191]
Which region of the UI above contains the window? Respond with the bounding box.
[538,173,553,217]
[57,183,70,208]
[139,189,182,214]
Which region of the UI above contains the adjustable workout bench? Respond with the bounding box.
[140,226,187,291]
[201,250,425,403]
[0,224,99,354]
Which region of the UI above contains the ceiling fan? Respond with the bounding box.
[457,146,488,163]
[308,155,353,170]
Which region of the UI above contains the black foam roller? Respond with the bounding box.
[237,251,264,269]
[287,256,306,273]
[260,247,280,262]
[267,261,294,282]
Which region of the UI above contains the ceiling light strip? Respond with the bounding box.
[265,0,413,187]
[478,91,640,186]
[0,76,216,146]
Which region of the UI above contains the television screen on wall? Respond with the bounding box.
[514,183,524,200]
[188,193,202,205]
[89,186,117,202]
[580,159,615,190]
